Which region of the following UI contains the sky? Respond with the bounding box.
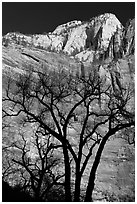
[2,2,135,35]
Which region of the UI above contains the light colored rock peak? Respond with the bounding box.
[63,13,123,56]
[90,13,122,25]
[52,20,82,35]
[2,13,134,63]
[97,13,123,50]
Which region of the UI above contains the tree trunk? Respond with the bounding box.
[63,146,72,201]
[85,133,110,202]
[74,143,83,202]
[74,166,81,201]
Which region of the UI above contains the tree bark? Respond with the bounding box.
[63,146,72,201]
[74,162,81,202]
[74,138,83,202]
[85,133,110,202]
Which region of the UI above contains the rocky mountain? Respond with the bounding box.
[2,13,135,99]
[2,13,135,201]
[2,13,135,64]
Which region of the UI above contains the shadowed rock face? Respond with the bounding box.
[123,19,135,55]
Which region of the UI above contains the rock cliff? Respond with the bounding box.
[2,12,135,202]
[2,13,135,63]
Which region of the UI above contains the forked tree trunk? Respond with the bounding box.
[85,133,110,201]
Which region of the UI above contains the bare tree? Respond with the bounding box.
[2,124,65,201]
[3,63,134,201]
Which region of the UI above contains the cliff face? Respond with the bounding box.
[2,13,135,63]
[123,19,135,55]
[2,13,135,201]
[2,13,135,107]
